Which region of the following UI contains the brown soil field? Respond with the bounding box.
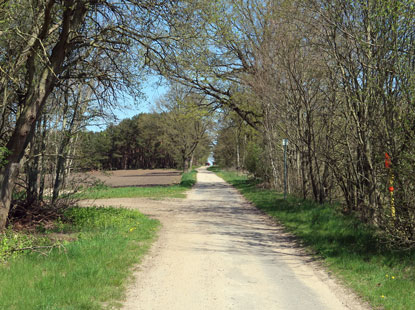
[85,169,182,187]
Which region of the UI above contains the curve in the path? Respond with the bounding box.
[122,167,366,310]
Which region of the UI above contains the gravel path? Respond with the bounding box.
[86,167,368,310]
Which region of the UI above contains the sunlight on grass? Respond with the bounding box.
[209,166,415,310]
[77,169,197,200]
[0,207,159,309]
[0,169,198,308]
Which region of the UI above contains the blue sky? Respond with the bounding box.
[87,76,168,131]
[114,81,167,119]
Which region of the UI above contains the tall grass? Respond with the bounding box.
[209,166,415,310]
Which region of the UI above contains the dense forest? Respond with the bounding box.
[1,0,415,248]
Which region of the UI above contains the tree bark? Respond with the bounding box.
[0,163,20,228]
[0,0,88,230]
[189,153,194,171]
[27,140,40,204]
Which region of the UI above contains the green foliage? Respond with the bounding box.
[157,87,214,171]
[211,167,415,310]
[0,207,159,309]
[65,207,156,233]
[179,169,197,188]
[0,146,10,168]
[0,228,51,262]
[78,185,187,199]
[150,0,415,246]
[77,109,213,172]
[244,141,263,177]
[213,113,270,180]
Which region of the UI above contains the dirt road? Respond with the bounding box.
[87,167,367,309]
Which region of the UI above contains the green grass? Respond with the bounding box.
[0,169,198,308]
[209,166,415,310]
[78,169,197,200]
[0,207,159,310]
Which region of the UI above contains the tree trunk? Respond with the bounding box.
[262,107,278,189]
[0,90,50,230]
[183,155,190,173]
[52,150,67,204]
[0,163,20,228]
[189,153,194,171]
[236,139,240,171]
[0,1,88,230]
[65,133,80,185]
[27,140,40,204]
[38,115,48,201]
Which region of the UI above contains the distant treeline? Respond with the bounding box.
[77,110,211,171]
[79,114,176,170]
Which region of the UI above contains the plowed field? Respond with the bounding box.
[86,169,182,187]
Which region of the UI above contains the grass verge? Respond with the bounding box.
[0,207,159,309]
[78,169,197,200]
[209,166,415,310]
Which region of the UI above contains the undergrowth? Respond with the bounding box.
[0,207,159,309]
[0,168,197,308]
[0,228,52,262]
[209,166,415,310]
